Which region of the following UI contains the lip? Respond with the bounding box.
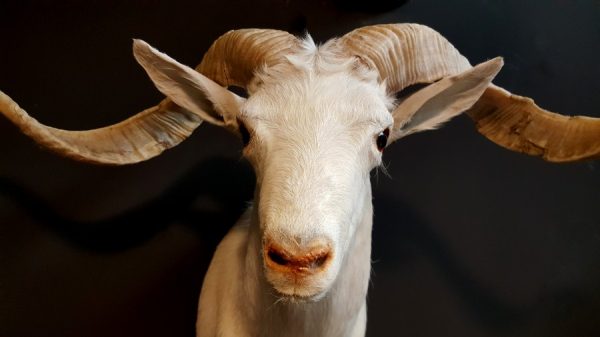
[274,293,320,304]
[271,287,326,303]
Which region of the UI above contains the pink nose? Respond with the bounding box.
[265,242,332,274]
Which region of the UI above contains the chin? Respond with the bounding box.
[267,275,333,303]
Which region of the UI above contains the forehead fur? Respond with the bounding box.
[244,35,394,124]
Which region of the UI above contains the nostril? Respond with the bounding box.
[265,242,332,272]
[267,248,289,266]
[312,252,330,268]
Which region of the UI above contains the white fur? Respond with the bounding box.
[133,35,501,337]
[196,38,390,337]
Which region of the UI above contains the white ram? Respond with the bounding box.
[1,24,598,337]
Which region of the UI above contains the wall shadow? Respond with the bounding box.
[0,157,255,253]
[371,192,594,333]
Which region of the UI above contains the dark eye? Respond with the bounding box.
[237,119,251,146]
[376,128,389,152]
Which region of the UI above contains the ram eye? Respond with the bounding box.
[376,128,389,152]
[237,119,251,146]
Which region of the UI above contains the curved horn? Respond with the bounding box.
[0,29,298,165]
[339,24,471,93]
[0,92,200,165]
[197,29,300,88]
[469,85,600,162]
[339,24,600,162]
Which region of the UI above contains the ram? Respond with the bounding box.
[1,24,598,337]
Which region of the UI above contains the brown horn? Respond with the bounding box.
[338,23,471,93]
[0,29,298,165]
[339,23,600,162]
[197,29,300,88]
[0,92,199,165]
[469,85,600,162]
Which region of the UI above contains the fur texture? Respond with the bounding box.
[132,35,501,337]
[196,37,390,337]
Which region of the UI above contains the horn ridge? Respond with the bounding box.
[468,85,600,163]
[340,23,600,162]
[0,29,298,165]
[0,92,201,165]
[339,23,471,93]
[197,29,300,88]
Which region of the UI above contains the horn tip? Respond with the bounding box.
[132,38,150,51]
[491,56,504,66]
[132,39,155,65]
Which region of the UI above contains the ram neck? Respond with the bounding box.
[244,184,374,337]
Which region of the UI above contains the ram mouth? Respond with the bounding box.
[271,288,326,304]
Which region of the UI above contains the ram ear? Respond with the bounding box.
[133,39,244,128]
[390,57,503,142]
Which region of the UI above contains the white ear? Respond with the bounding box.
[132,39,244,127]
[390,57,504,141]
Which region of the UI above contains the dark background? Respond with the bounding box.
[0,1,599,336]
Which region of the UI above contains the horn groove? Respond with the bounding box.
[197,29,300,87]
[340,23,600,162]
[339,23,471,93]
[0,92,200,165]
[469,85,600,162]
[0,29,298,165]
